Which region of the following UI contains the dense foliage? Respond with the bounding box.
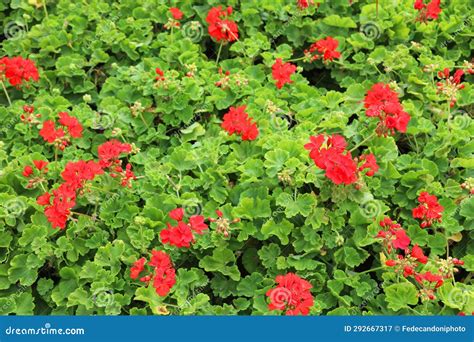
[0,0,473,316]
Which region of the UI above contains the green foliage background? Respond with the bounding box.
[0,0,473,315]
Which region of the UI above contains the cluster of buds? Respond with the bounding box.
[109,163,136,188]
[436,256,464,279]
[422,63,439,73]
[185,63,197,78]
[208,209,240,238]
[277,170,293,186]
[22,160,48,189]
[265,100,280,115]
[130,101,145,118]
[20,105,41,125]
[436,68,465,107]
[215,68,248,89]
[461,178,474,195]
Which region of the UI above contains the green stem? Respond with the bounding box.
[350,132,377,152]
[1,81,12,106]
[42,1,48,18]
[287,56,306,63]
[215,42,224,65]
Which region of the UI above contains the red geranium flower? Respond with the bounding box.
[412,191,444,228]
[206,6,239,42]
[170,7,183,20]
[364,83,411,135]
[414,0,441,21]
[58,112,83,138]
[376,217,411,252]
[304,37,341,62]
[272,59,297,89]
[436,68,465,107]
[130,257,146,279]
[266,273,314,316]
[130,250,176,297]
[304,134,358,185]
[358,153,379,177]
[0,56,39,88]
[160,208,209,248]
[221,105,259,141]
[410,244,428,264]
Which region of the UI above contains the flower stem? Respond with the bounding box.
[350,132,377,152]
[287,56,306,63]
[1,81,12,106]
[215,42,224,65]
[43,1,49,18]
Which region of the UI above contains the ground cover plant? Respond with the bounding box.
[0,0,473,316]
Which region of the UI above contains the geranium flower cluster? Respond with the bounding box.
[297,0,316,9]
[272,59,297,89]
[364,83,411,136]
[97,140,136,187]
[436,68,465,107]
[37,139,134,229]
[0,56,39,88]
[22,160,49,189]
[221,105,259,141]
[39,112,83,150]
[414,0,441,22]
[160,208,208,248]
[379,216,464,301]
[20,105,41,125]
[215,68,248,89]
[206,6,238,43]
[304,134,378,185]
[164,7,183,30]
[376,217,411,252]
[266,273,314,316]
[412,191,444,228]
[208,209,240,238]
[304,37,341,62]
[130,250,176,296]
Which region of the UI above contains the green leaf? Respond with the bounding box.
[199,248,240,281]
[261,218,293,245]
[384,283,419,311]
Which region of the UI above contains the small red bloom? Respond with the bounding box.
[364,83,410,135]
[297,0,315,9]
[155,68,165,81]
[160,221,194,248]
[33,160,48,171]
[377,217,411,252]
[189,215,208,234]
[169,208,184,221]
[358,153,379,177]
[414,0,441,21]
[206,6,239,43]
[436,68,466,108]
[0,56,39,88]
[412,191,444,228]
[36,193,51,206]
[130,257,146,279]
[22,166,33,178]
[304,134,358,185]
[410,244,428,264]
[58,112,83,138]
[39,120,64,144]
[266,273,314,316]
[169,7,183,20]
[304,37,341,62]
[221,105,259,141]
[272,59,297,89]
